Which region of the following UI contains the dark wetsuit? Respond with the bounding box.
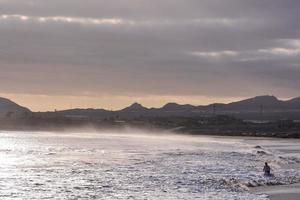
[263,164,271,176]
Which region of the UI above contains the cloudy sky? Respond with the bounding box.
[0,0,299,111]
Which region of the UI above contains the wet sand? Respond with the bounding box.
[253,182,300,200]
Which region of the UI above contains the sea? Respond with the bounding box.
[0,130,299,200]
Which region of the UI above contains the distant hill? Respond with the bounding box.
[52,95,300,120]
[225,95,282,110]
[161,103,196,112]
[1,95,300,120]
[0,97,31,117]
[284,97,300,109]
[120,103,148,112]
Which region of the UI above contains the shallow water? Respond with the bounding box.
[0,131,299,200]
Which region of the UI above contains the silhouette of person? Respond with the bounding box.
[263,162,271,176]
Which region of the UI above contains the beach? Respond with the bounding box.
[0,131,299,199]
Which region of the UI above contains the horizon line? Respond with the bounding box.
[1,94,299,113]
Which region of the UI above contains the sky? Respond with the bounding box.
[0,0,299,111]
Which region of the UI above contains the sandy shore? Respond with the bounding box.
[252,182,300,200]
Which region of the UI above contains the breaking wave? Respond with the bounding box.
[0,131,299,199]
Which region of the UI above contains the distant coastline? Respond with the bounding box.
[1,95,300,138]
[1,115,300,139]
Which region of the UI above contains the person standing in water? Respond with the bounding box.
[263,162,271,176]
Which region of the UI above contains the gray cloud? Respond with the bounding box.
[0,0,300,100]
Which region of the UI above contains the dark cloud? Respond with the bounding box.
[0,0,299,100]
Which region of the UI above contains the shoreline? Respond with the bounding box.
[249,138,300,200]
[0,125,300,139]
[252,182,300,200]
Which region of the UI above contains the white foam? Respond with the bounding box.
[0,131,299,199]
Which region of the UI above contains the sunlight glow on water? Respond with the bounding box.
[0,131,299,199]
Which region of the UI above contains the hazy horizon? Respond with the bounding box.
[0,93,245,112]
[1,93,297,112]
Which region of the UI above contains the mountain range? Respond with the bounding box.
[1,95,300,120]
